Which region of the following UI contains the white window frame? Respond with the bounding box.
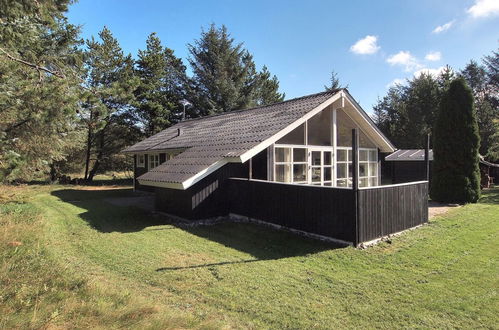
[148,153,160,170]
[137,154,145,168]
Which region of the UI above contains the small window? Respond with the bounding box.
[137,154,145,168]
[148,154,160,170]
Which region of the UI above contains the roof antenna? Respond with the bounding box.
[179,99,192,121]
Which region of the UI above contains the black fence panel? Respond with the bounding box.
[357,182,428,243]
[227,178,356,243]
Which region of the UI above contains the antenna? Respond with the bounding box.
[179,99,192,121]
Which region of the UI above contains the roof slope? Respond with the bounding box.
[386,149,499,168]
[126,90,340,185]
[385,149,433,161]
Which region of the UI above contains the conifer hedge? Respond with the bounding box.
[430,78,481,203]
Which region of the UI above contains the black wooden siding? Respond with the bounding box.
[227,179,356,243]
[155,162,248,219]
[133,155,154,192]
[357,182,428,243]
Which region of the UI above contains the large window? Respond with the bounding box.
[359,149,378,187]
[336,147,377,187]
[275,146,308,183]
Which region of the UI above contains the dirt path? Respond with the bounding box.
[429,201,461,219]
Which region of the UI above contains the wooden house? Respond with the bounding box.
[123,89,429,246]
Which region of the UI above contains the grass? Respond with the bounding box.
[1,184,498,329]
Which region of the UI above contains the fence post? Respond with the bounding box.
[352,129,360,246]
[424,134,430,182]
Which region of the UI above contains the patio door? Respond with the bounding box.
[308,149,333,186]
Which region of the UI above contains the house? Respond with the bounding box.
[123,89,428,246]
[385,149,498,187]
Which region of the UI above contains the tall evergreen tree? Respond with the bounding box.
[255,65,285,105]
[134,33,188,135]
[0,0,84,181]
[188,24,260,115]
[324,70,346,91]
[430,78,480,203]
[81,27,138,181]
[461,60,496,156]
[373,73,440,148]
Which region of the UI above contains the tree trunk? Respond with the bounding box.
[87,129,105,182]
[84,113,93,181]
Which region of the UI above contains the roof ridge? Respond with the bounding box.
[176,88,343,125]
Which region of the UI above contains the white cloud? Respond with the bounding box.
[432,20,454,34]
[386,51,423,71]
[413,66,447,78]
[467,0,499,18]
[386,78,405,88]
[350,35,380,55]
[425,51,442,61]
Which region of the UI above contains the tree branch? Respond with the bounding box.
[0,47,65,78]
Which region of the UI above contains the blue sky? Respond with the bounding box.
[67,0,499,113]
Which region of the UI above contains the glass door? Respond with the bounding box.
[308,149,334,186]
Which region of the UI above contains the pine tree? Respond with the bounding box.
[461,60,496,156]
[324,70,346,91]
[188,24,260,115]
[430,78,481,203]
[256,65,285,105]
[0,0,84,182]
[81,27,138,181]
[372,73,440,148]
[134,33,188,135]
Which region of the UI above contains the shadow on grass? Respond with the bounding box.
[51,188,165,233]
[479,186,499,205]
[51,188,340,266]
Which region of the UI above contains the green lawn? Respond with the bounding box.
[1,184,498,329]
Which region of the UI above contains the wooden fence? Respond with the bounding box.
[227,178,356,243]
[357,181,428,243]
[227,178,428,246]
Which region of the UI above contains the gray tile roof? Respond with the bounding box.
[386,150,499,168]
[385,149,433,161]
[126,90,341,184]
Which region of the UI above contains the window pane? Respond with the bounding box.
[293,148,306,162]
[308,109,332,146]
[359,131,376,148]
[276,164,291,182]
[336,109,356,147]
[311,151,321,166]
[369,162,377,177]
[324,151,332,165]
[360,178,368,187]
[369,150,377,161]
[324,167,332,181]
[324,181,333,186]
[359,163,367,177]
[276,123,305,144]
[348,163,353,177]
[337,163,347,178]
[369,178,377,187]
[348,149,352,161]
[337,179,347,187]
[359,150,368,161]
[311,167,321,182]
[337,149,347,161]
[293,164,307,182]
[275,148,290,162]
